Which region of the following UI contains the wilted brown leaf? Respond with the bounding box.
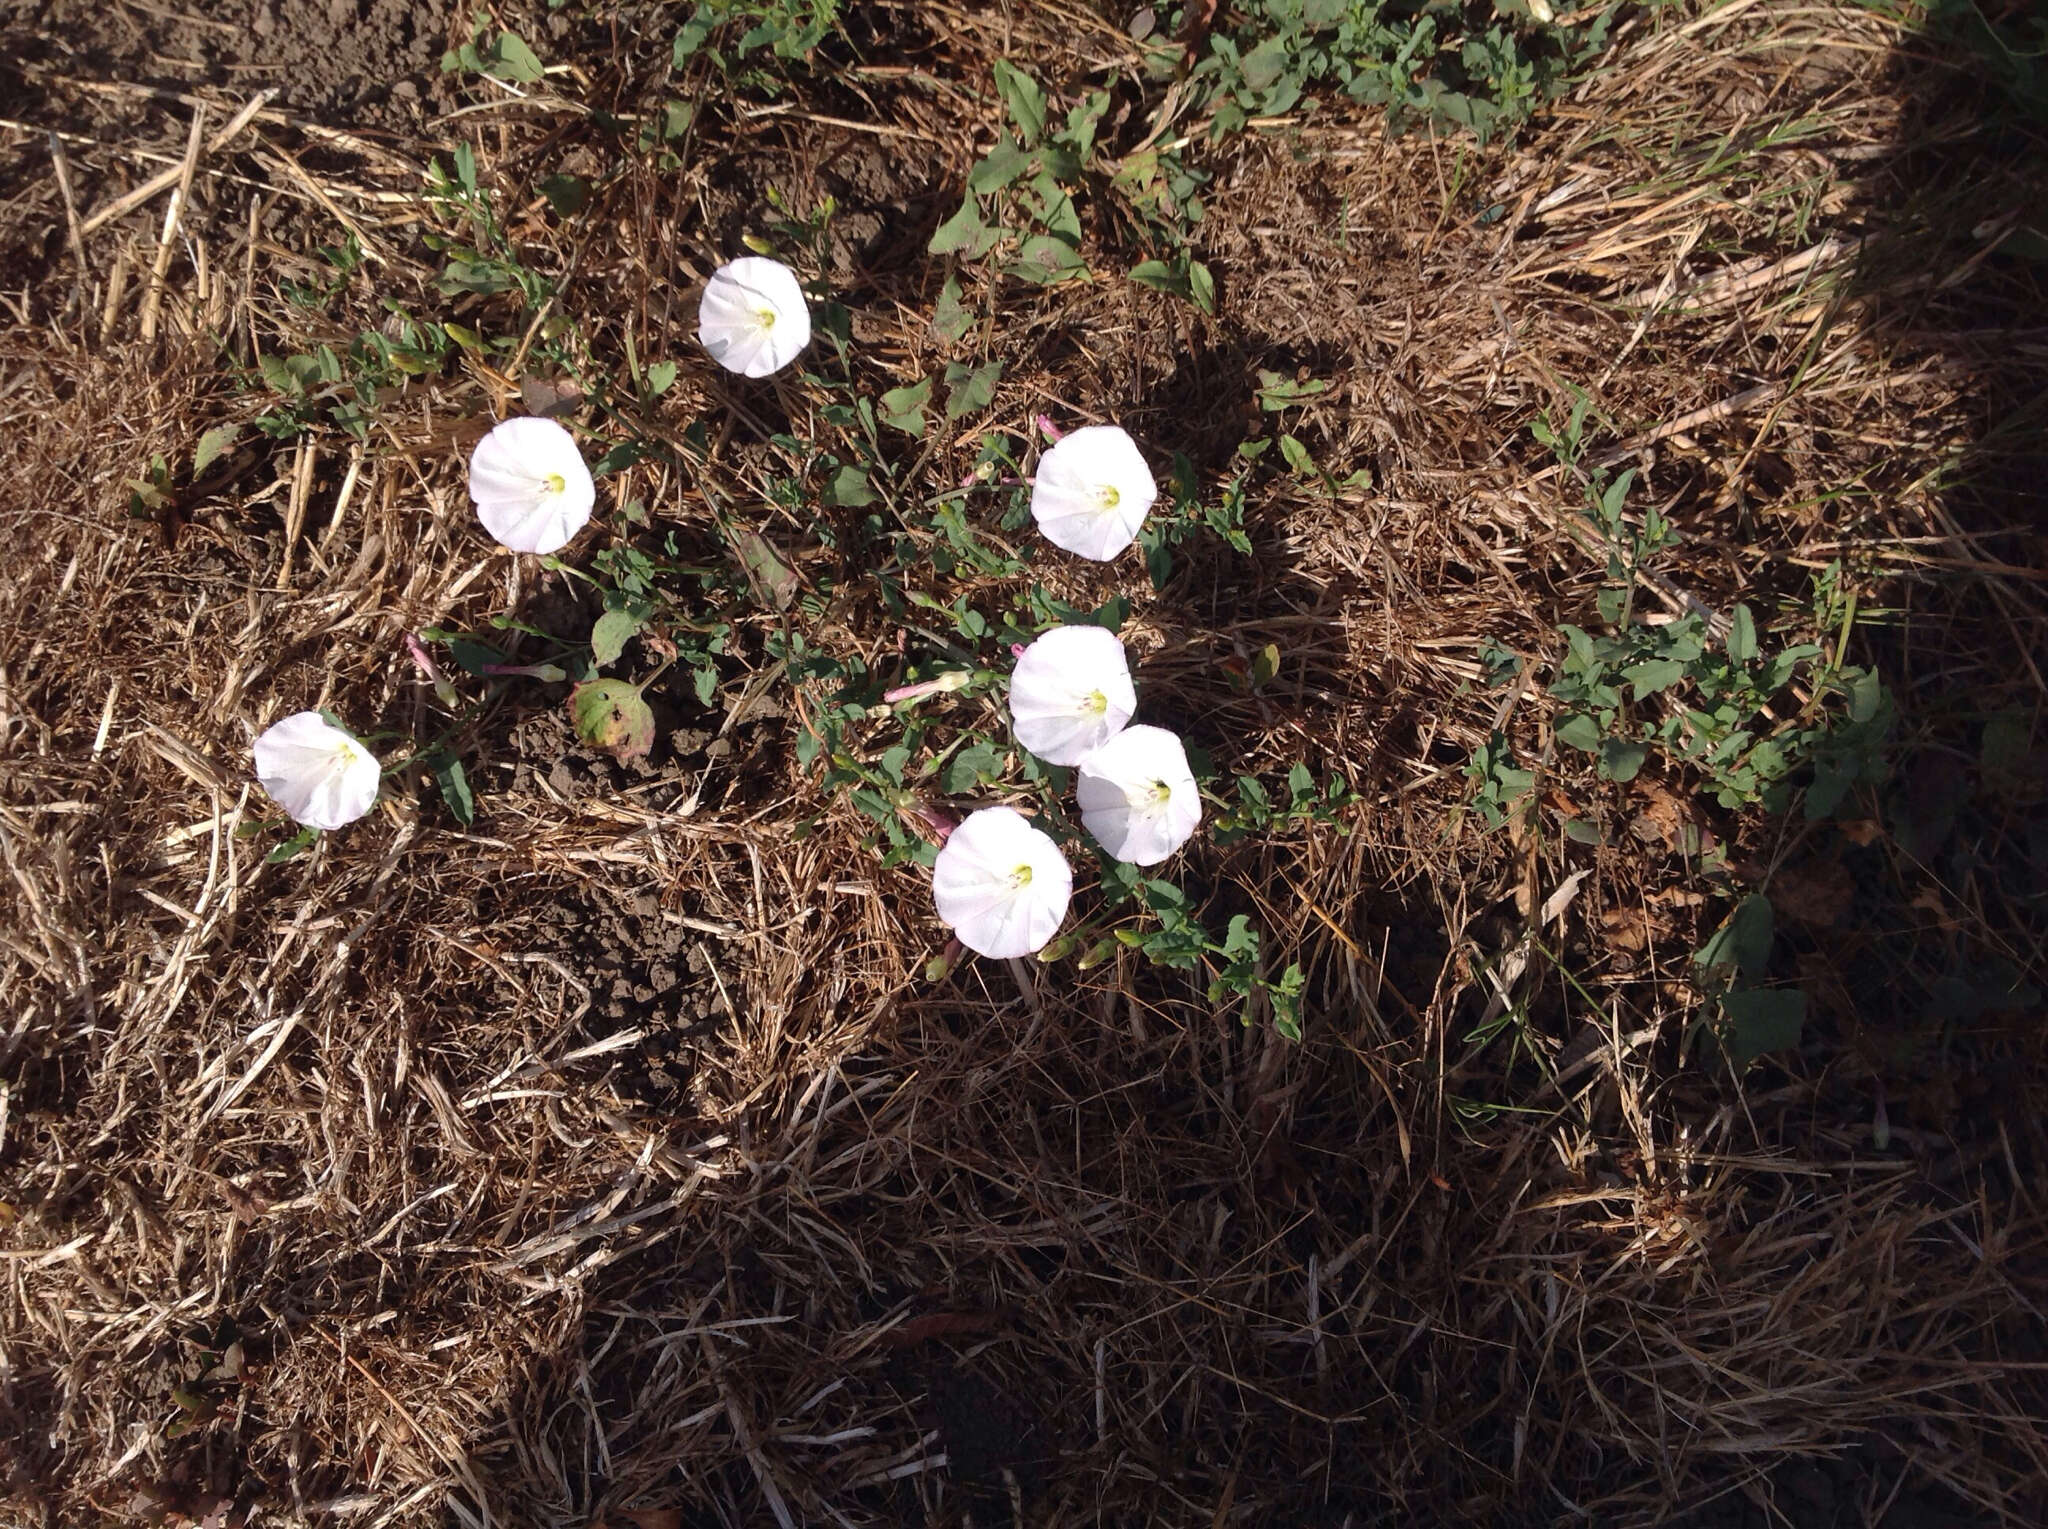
[520,375,587,418]
[1601,905,1654,953]
[1631,779,1689,851]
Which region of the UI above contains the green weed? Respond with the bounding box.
[1173,0,1629,144]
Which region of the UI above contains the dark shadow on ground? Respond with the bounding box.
[1669,4,2048,1525]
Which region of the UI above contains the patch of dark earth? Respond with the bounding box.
[3,0,462,133]
[530,880,732,1115]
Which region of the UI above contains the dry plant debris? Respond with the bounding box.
[0,2,2044,1526]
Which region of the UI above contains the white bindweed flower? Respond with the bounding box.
[931,806,1073,959]
[698,256,811,377]
[253,711,382,831]
[1009,625,1137,766]
[1030,424,1156,561]
[467,416,595,554]
[1076,723,1202,866]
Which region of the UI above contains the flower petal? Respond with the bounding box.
[931,806,1072,958]
[253,711,382,831]
[467,417,594,554]
[1075,724,1200,866]
[1029,425,1156,561]
[699,257,811,378]
[1009,625,1137,766]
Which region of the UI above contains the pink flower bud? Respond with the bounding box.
[404,633,444,684]
[904,799,960,844]
[883,670,974,705]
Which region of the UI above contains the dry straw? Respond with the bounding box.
[0,2,2043,1525]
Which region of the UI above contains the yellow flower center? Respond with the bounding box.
[756,306,778,331]
[1148,780,1173,806]
[1099,483,1121,510]
[1082,690,1108,715]
[1011,863,1034,888]
[542,473,566,495]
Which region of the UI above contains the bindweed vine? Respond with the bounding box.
[246,147,1340,1041]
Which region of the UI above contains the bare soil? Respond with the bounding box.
[2,0,458,126]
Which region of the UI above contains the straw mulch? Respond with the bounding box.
[1,2,2043,1525]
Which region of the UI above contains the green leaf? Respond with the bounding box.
[1054,88,1110,160]
[879,378,932,437]
[1256,371,1331,411]
[991,60,1048,144]
[1143,878,1189,913]
[1040,173,1089,239]
[193,423,240,477]
[1727,604,1757,665]
[1720,988,1806,1066]
[265,825,318,864]
[438,258,519,297]
[644,360,678,397]
[822,466,877,507]
[1240,35,1291,92]
[944,740,1005,794]
[1188,260,1216,315]
[489,29,546,83]
[1237,775,1271,815]
[1270,967,1305,1042]
[1599,738,1648,782]
[1252,644,1280,689]
[944,360,1003,420]
[441,634,507,675]
[1141,534,1172,591]
[929,201,1000,258]
[539,173,588,216]
[1555,712,1603,752]
[932,276,974,343]
[1697,894,1774,981]
[1279,434,1314,475]
[967,138,1032,194]
[1846,668,1885,725]
[1560,624,1597,671]
[1599,469,1635,526]
[1625,657,1689,697]
[432,754,475,826]
[589,608,643,669]
[1128,259,1189,297]
[1562,817,1603,845]
[567,679,655,763]
[1007,235,1087,285]
[258,353,302,396]
[592,439,646,476]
